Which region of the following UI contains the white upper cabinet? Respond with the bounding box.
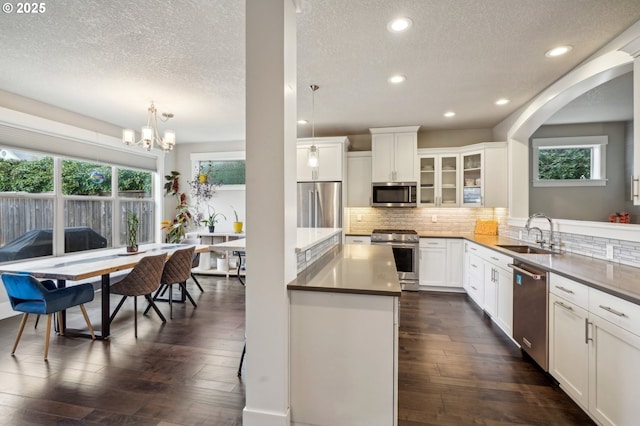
[370,126,419,183]
[297,137,349,182]
[418,142,507,208]
[419,153,459,207]
[458,142,508,207]
[347,151,372,207]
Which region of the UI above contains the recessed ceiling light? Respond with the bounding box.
[297,119,308,125]
[495,98,510,106]
[388,75,406,84]
[444,111,456,118]
[387,17,413,33]
[545,45,573,58]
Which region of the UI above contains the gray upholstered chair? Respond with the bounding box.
[179,237,204,292]
[150,246,196,319]
[109,253,166,338]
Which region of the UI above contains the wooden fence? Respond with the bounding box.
[0,197,154,248]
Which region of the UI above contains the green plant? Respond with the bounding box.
[231,205,240,222]
[202,207,226,227]
[162,172,194,243]
[126,210,139,248]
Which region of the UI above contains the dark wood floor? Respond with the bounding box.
[398,291,594,425]
[0,279,594,425]
[0,275,246,425]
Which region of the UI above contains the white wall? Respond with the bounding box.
[169,140,247,233]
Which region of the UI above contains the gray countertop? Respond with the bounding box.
[287,244,401,297]
[464,234,640,306]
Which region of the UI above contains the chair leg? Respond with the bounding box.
[57,312,64,336]
[34,314,40,329]
[12,313,29,355]
[144,294,167,323]
[237,342,246,377]
[79,305,96,340]
[191,273,204,292]
[134,296,138,339]
[44,314,52,361]
[169,284,173,319]
[109,296,128,323]
[143,284,166,316]
[179,282,198,308]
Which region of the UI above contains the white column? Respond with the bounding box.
[244,0,297,425]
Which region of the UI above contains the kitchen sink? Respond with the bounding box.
[497,244,555,255]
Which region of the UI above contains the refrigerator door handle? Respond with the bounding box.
[308,190,314,226]
[315,190,320,227]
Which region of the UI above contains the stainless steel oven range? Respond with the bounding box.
[370,229,419,291]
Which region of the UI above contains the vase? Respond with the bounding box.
[126,245,138,253]
[233,221,243,233]
[208,226,215,233]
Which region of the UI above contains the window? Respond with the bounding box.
[191,151,246,190]
[0,148,156,262]
[532,136,607,187]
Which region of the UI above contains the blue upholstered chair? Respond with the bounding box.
[1,273,96,360]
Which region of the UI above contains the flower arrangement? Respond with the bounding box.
[609,212,630,223]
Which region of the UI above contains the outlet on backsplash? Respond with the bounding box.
[431,215,437,223]
[606,244,614,260]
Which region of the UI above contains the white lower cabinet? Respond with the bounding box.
[549,293,589,409]
[589,313,640,426]
[464,242,513,335]
[494,264,513,336]
[419,239,446,287]
[419,238,463,290]
[465,252,484,306]
[549,274,640,426]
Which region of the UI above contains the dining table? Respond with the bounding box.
[0,243,209,339]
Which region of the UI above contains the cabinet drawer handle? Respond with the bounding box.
[555,285,574,294]
[599,305,627,317]
[471,264,478,269]
[470,247,477,251]
[585,319,592,344]
[490,256,499,261]
[555,301,573,312]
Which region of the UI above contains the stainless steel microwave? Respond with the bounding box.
[371,182,417,207]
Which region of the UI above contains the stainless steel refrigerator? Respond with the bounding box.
[297,181,342,228]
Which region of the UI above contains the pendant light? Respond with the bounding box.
[307,84,320,167]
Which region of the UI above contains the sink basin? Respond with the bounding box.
[497,244,555,255]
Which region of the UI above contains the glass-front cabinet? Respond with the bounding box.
[419,154,459,206]
[461,151,483,206]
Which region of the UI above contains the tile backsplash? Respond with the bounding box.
[346,207,508,235]
[347,207,640,269]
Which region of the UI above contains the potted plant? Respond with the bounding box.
[202,207,226,233]
[231,205,243,233]
[126,210,139,252]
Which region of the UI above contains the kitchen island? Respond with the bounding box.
[288,244,401,426]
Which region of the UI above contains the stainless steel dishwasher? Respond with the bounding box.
[510,260,549,371]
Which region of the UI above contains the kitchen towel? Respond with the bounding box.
[475,219,498,235]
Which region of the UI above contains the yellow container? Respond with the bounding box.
[233,221,243,233]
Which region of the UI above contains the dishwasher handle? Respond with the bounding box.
[508,263,545,280]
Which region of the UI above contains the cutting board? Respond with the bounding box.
[475,219,498,235]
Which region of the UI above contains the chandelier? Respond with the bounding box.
[122,101,176,152]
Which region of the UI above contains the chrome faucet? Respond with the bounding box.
[527,226,545,248]
[526,212,555,249]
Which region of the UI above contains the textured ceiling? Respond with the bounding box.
[0,0,639,143]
